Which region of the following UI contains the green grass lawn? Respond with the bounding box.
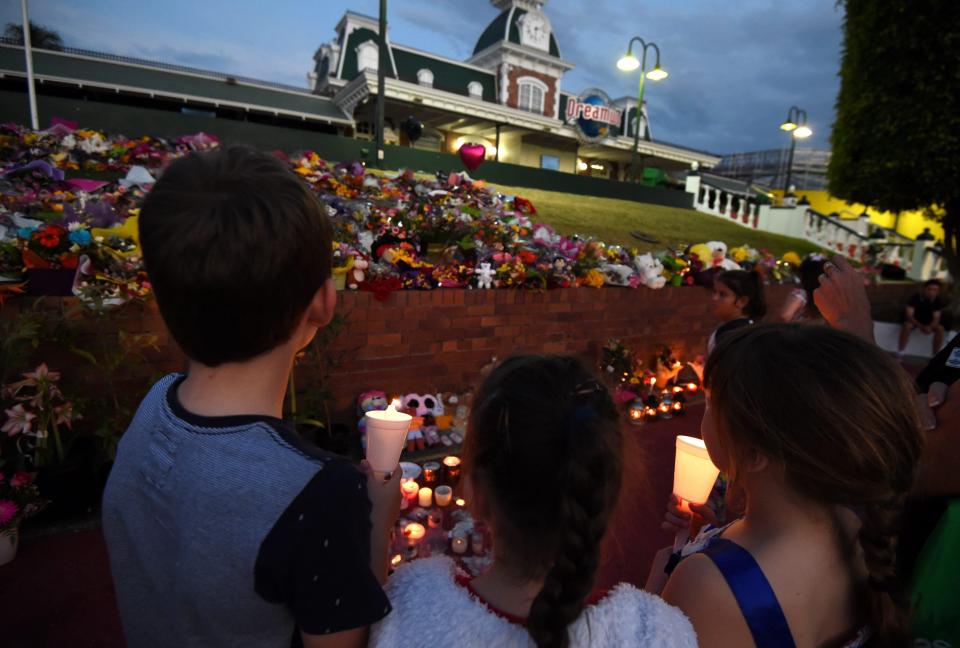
[494,184,824,257]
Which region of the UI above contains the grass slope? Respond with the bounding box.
[494,184,823,257]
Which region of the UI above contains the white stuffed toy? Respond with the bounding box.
[475,262,496,289]
[600,263,636,287]
[705,241,741,271]
[633,253,667,289]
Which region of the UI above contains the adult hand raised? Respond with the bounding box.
[813,255,875,344]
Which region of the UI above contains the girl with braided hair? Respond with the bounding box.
[655,324,923,648]
[371,355,697,647]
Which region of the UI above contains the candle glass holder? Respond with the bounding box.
[434,485,453,507]
[442,456,462,485]
[422,461,440,485]
[451,534,468,555]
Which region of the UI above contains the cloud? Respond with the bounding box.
[0,0,846,153]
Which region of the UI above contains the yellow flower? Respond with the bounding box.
[583,269,605,288]
[781,251,802,266]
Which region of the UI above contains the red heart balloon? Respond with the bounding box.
[458,143,487,172]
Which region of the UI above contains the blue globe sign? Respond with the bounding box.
[565,88,622,144]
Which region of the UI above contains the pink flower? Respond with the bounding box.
[9,472,31,488]
[54,402,75,428]
[0,500,18,526]
[2,404,36,437]
[23,363,59,383]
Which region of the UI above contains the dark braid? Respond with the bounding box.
[527,403,618,648]
[464,355,622,648]
[858,494,911,646]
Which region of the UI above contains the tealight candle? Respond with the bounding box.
[418,487,433,508]
[455,497,466,508]
[404,522,426,543]
[471,531,485,555]
[391,553,403,567]
[422,461,440,484]
[451,535,468,555]
[686,382,698,392]
[434,485,453,507]
[442,456,462,483]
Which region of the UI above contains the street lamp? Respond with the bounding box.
[617,37,667,183]
[780,105,812,200]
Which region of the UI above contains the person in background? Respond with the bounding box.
[898,279,946,358]
[778,255,827,323]
[707,270,767,354]
[102,146,399,648]
[372,355,697,648]
[654,325,923,648]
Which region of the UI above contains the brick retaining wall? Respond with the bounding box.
[1,283,918,424]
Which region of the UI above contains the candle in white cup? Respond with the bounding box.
[671,435,720,551]
[451,533,468,555]
[418,487,433,508]
[434,485,453,507]
[365,400,412,475]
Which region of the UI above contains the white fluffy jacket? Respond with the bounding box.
[370,556,698,647]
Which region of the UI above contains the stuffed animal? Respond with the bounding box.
[600,263,637,287]
[348,256,368,290]
[356,390,388,450]
[475,262,495,289]
[402,393,445,418]
[705,241,741,271]
[633,253,667,289]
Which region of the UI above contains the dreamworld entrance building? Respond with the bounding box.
[312,0,719,179]
[0,0,718,185]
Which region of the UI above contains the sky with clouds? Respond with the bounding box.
[1,0,845,154]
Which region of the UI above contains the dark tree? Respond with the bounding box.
[4,22,64,50]
[828,0,960,279]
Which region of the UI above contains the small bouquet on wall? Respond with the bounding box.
[0,470,46,538]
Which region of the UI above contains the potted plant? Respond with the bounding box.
[2,363,80,468]
[0,471,46,565]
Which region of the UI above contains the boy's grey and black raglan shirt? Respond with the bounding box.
[102,373,389,648]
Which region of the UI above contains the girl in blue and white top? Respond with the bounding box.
[651,325,923,648]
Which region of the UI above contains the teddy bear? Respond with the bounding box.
[475,262,496,289]
[633,253,667,289]
[348,256,368,290]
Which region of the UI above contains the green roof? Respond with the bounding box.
[339,26,397,80]
[474,8,561,58]
[392,48,495,100]
[0,44,350,123]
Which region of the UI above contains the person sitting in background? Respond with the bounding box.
[778,255,827,323]
[372,355,697,648]
[898,279,945,358]
[654,325,923,648]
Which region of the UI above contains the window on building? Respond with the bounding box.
[540,154,560,171]
[467,81,484,99]
[356,40,378,73]
[517,78,546,114]
[417,68,434,87]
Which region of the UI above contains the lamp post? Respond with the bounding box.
[617,37,667,183]
[374,0,387,168]
[779,105,812,201]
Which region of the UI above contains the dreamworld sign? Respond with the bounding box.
[564,88,623,144]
